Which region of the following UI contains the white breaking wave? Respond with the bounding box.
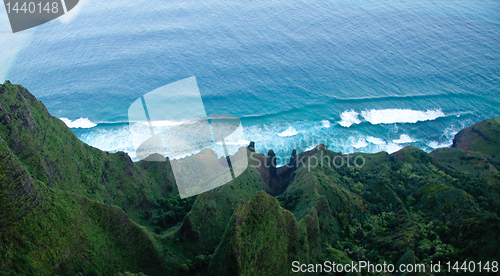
[426,126,460,149]
[427,139,455,150]
[393,134,415,144]
[366,136,385,145]
[365,137,402,153]
[347,135,406,154]
[76,120,411,160]
[353,139,369,149]
[384,143,404,154]
[60,117,97,128]
[78,126,135,159]
[361,109,445,125]
[73,116,455,164]
[80,120,249,161]
[278,127,299,137]
[321,120,331,128]
[338,109,446,128]
[348,135,403,154]
[427,141,447,149]
[339,110,361,127]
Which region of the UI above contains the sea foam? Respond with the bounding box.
[60,117,97,128]
[339,110,361,127]
[366,136,385,145]
[353,139,369,149]
[426,125,462,150]
[321,120,331,128]
[278,127,299,137]
[393,134,415,144]
[72,116,461,166]
[361,109,445,125]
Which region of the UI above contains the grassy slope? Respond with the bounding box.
[209,146,500,275]
[0,82,270,275]
[209,191,307,276]
[0,82,181,213]
[0,137,163,275]
[0,82,192,275]
[1,82,500,275]
[170,155,267,268]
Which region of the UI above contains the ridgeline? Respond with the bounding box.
[1,81,499,275]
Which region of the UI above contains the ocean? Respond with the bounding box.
[1,0,499,164]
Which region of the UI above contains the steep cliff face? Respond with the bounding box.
[1,82,500,275]
[452,118,500,154]
[209,191,306,276]
[0,81,177,210]
[451,117,500,172]
[0,132,166,275]
[0,82,170,275]
[431,118,500,214]
[250,144,329,196]
[0,139,41,231]
[209,145,500,274]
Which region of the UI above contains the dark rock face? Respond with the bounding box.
[288,149,297,170]
[453,123,480,151]
[453,117,500,153]
[451,118,500,171]
[247,141,255,152]
[248,144,330,196]
[266,150,278,178]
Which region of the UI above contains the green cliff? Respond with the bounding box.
[1,81,499,275]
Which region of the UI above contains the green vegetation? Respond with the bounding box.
[209,191,307,276]
[1,81,499,275]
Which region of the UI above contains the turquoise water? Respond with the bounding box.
[1,0,499,163]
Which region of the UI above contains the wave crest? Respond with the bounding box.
[278,127,299,137]
[60,117,97,129]
[361,109,445,125]
[339,110,361,127]
[393,134,415,144]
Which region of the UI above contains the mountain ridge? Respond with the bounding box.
[1,81,499,275]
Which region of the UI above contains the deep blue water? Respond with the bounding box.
[1,0,499,163]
